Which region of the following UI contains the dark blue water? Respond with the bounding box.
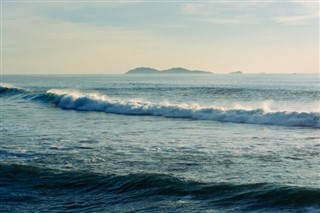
[1,74,319,212]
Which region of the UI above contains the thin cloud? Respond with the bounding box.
[182,1,319,26]
[182,2,270,16]
[274,13,319,25]
[182,3,206,15]
[201,17,255,25]
[181,2,265,25]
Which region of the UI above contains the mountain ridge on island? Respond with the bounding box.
[125,67,212,74]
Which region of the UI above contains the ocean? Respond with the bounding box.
[1,74,319,212]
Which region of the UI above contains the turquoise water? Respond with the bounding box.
[1,74,319,212]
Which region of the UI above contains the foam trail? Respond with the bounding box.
[42,89,319,128]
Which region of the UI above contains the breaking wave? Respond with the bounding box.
[0,84,27,95]
[1,85,319,127]
[28,89,319,128]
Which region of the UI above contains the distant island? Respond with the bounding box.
[229,71,243,74]
[126,67,212,74]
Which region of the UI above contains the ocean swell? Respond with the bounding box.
[38,89,319,128]
[1,163,319,212]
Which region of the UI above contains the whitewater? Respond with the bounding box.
[1,74,319,212]
[1,86,319,127]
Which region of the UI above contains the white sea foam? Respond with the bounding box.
[46,89,320,128]
[0,83,28,94]
[0,83,22,89]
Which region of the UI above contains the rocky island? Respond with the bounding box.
[125,67,212,74]
[229,71,243,74]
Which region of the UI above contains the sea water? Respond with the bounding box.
[1,74,319,212]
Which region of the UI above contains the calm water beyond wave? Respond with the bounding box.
[1,74,319,212]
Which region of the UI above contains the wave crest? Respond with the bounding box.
[0,84,27,95]
[40,89,319,128]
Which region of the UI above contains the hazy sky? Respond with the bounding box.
[1,1,319,74]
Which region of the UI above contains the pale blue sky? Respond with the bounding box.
[2,1,319,74]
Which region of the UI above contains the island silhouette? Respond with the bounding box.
[229,71,243,74]
[125,67,213,74]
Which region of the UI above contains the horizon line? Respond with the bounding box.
[1,72,319,75]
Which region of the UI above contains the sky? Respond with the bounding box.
[1,0,319,74]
